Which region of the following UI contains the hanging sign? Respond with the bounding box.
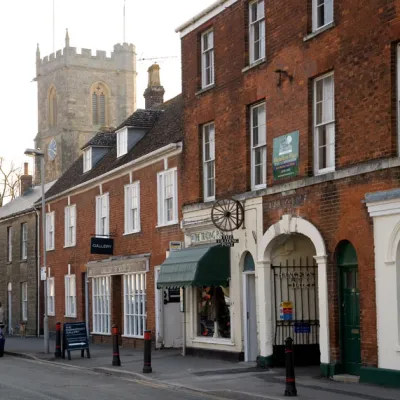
[273,131,299,180]
[279,301,293,321]
[169,241,183,252]
[90,237,114,255]
[40,267,47,281]
[217,233,239,247]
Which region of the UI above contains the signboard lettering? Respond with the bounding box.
[62,322,90,360]
[273,131,299,180]
[217,233,239,247]
[169,241,183,252]
[294,321,311,334]
[87,260,147,277]
[190,230,222,244]
[90,237,114,255]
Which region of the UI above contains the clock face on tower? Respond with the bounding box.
[48,138,57,161]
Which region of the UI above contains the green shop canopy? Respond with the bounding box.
[157,244,230,289]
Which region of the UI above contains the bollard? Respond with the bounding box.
[112,325,121,366]
[55,322,62,358]
[142,330,152,373]
[284,337,297,397]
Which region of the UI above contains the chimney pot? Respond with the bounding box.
[144,63,165,109]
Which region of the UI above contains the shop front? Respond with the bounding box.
[157,198,263,361]
[86,254,150,346]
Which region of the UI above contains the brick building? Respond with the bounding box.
[0,164,55,336]
[158,0,400,385]
[39,68,185,348]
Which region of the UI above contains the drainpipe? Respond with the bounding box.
[33,206,40,337]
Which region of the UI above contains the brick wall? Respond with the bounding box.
[179,0,400,367]
[44,154,183,345]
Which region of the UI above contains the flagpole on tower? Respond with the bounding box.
[123,0,126,43]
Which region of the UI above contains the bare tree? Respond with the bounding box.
[0,158,21,207]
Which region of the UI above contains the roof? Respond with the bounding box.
[81,132,116,150]
[0,180,56,220]
[115,108,163,131]
[44,94,183,200]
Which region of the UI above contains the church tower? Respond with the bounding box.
[34,30,137,183]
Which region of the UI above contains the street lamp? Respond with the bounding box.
[24,148,49,354]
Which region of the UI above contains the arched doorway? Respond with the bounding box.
[336,241,361,375]
[242,252,257,361]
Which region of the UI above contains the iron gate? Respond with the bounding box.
[272,257,320,366]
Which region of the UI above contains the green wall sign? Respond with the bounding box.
[273,131,299,180]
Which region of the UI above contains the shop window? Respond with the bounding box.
[92,276,111,334]
[198,286,231,338]
[124,273,146,338]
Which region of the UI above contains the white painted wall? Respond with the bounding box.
[181,197,263,355]
[367,199,400,370]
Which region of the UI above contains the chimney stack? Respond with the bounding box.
[20,163,33,196]
[143,63,165,109]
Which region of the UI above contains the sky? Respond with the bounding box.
[0,0,214,173]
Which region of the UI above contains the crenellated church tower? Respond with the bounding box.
[34,30,137,183]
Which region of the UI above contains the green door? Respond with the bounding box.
[338,242,361,375]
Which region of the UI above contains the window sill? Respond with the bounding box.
[315,167,335,176]
[192,337,235,346]
[304,22,335,42]
[242,57,266,73]
[123,230,142,236]
[64,315,77,319]
[20,259,28,264]
[195,84,215,96]
[46,248,55,252]
[64,244,76,249]
[48,313,55,317]
[204,196,215,203]
[156,221,179,229]
[6,261,12,265]
[121,335,144,339]
[252,184,267,191]
[91,332,111,336]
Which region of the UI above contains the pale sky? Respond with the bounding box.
[1,0,213,173]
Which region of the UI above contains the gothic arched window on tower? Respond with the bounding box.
[48,86,57,127]
[92,84,108,126]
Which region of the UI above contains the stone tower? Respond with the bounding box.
[34,30,137,183]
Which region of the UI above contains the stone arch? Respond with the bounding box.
[90,81,110,127]
[258,214,330,365]
[240,250,256,272]
[48,84,57,127]
[385,219,400,265]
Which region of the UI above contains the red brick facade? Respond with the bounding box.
[44,154,183,345]
[179,0,400,369]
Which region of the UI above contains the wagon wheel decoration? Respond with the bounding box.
[211,199,244,232]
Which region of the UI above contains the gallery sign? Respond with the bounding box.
[190,230,222,244]
[273,130,299,180]
[90,237,114,255]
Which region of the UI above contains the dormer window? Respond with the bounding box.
[117,128,128,158]
[83,148,92,173]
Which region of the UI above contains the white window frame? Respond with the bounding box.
[64,205,76,247]
[313,72,335,175]
[92,276,111,334]
[397,44,400,155]
[46,212,55,251]
[249,0,265,64]
[124,182,141,234]
[117,128,128,158]
[65,274,76,318]
[202,122,216,201]
[312,0,334,32]
[47,277,55,316]
[7,227,12,262]
[21,282,27,321]
[250,102,267,190]
[157,168,178,227]
[83,147,92,173]
[201,29,215,89]
[124,273,146,338]
[21,223,28,260]
[95,193,110,237]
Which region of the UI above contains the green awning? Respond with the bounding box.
[157,244,230,289]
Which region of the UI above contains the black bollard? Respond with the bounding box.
[112,325,121,366]
[284,337,297,397]
[142,330,152,373]
[55,322,62,358]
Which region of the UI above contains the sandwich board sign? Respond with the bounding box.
[62,322,90,360]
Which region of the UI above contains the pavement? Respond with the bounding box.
[4,336,400,400]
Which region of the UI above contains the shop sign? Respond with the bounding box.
[217,233,239,247]
[190,230,222,244]
[294,321,311,334]
[278,271,315,289]
[273,131,299,180]
[40,267,47,281]
[87,259,147,277]
[280,301,293,321]
[169,241,183,252]
[90,237,114,255]
[62,322,90,360]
